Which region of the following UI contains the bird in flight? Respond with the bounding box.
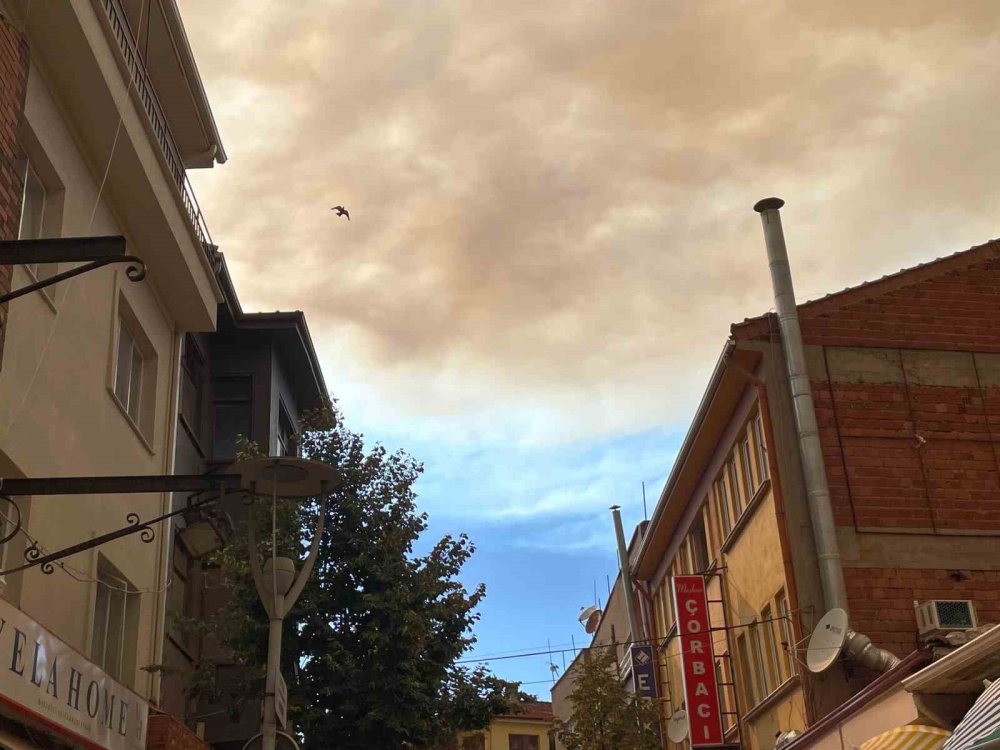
[331,205,350,221]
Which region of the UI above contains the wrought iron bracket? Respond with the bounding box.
[0,472,242,576]
[0,236,146,304]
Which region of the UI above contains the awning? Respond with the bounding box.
[859,725,952,750]
[942,680,1000,750]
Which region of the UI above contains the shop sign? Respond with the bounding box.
[0,597,148,749]
[630,645,657,698]
[672,575,723,747]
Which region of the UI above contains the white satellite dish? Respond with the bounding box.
[806,608,849,673]
[667,710,689,743]
[579,605,602,634]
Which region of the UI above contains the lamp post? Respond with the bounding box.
[231,457,343,750]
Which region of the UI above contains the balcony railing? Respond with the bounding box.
[99,0,214,250]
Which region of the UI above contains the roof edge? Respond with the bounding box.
[733,237,1000,340]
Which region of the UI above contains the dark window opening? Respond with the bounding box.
[212,376,252,460]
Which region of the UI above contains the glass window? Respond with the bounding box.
[91,557,139,686]
[276,401,297,457]
[212,376,252,459]
[762,604,784,687]
[776,590,796,677]
[740,435,755,497]
[180,335,205,439]
[736,633,757,708]
[114,319,144,424]
[509,735,539,750]
[750,620,771,698]
[18,161,45,243]
[714,477,732,539]
[690,513,709,573]
[727,458,743,517]
[752,413,770,481]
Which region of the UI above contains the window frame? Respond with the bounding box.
[752,412,770,482]
[508,734,540,750]
[91,556,139,686]
[776,590,796,677]
[735,632,758,709]
[714,477,732,539]
[114,317,144,425]
[761,603,784,688]
[749,619,771,698]
[739,434,755,498]
[211,375,254,460]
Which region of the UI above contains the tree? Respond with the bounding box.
[190,402,520,748]
[558,645,661,750]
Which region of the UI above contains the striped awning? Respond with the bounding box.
[859,725,952,750]
[943,679,1000,750]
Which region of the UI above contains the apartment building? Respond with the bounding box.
[634,227,1000,750]
[162,256,327,749]
[0,0,224,747]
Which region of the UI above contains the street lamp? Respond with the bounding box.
[231,456,343,750]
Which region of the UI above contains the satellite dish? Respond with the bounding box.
[806,608,849,673]
[667,711,689,743]
[579,605,602,634]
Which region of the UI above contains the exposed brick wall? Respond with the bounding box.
[800,257,1000,351]
[0,13,30,368]
[146,714,211,750]
[813,375,1000,533]
[844,567,1000,657]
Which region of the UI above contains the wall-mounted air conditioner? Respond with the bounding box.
[915,600,977,638]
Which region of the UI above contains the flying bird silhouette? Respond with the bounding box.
[331,205,350,221]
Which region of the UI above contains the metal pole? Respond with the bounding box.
[753,197,848,614]
[262,615,283,750]
[611,505,643,639]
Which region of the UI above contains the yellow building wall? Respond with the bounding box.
[459,717,552,750]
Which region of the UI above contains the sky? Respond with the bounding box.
[179,0,1000,692]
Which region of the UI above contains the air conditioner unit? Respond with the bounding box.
[915,600,977,638]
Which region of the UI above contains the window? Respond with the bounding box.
[776,590,796,677]
[212,376,252,459]
[714,477,732,538]
[761,604,783,689]
[740,435,755,497]
[689,512,709,572]
[735,632,757,708]
[91,557,139,686]
[509,735,539,750]
[18,161,45,243]
[114,318,144,424]
[276,401,297,457]
[726,457,743,517]
[752,413,769,482]
[750,620,771,698]
[168,540,197,653]
[180,335,206,443]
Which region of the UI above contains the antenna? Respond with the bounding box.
[667,710,689,743]
[642,481,648,521]
[606,574,611,596]
[806,608,849,673]
[579,605,602,634]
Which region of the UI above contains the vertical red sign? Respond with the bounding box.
[673,575,724,747]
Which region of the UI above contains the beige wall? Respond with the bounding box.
[0,4,216,710]
[461,717,552,750]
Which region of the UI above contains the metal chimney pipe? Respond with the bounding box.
[611,505,643,641]
[753,198,849,614]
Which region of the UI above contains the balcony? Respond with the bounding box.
[97,0,214,251]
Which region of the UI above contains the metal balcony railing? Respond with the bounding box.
[99,0,214,250]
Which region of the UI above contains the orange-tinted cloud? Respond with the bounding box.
[181,0,1000,442]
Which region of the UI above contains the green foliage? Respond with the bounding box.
[558,646,662,750]
[189,403,519,748]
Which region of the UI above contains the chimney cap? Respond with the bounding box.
[753,197,785,213]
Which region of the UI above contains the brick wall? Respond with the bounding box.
[146,714,211,750]
[845,568,1000,656]
[800,254,1000,351]
[0,13,30,368]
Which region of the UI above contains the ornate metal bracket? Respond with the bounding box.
[0,236,146,304]
[0,472,241,577]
